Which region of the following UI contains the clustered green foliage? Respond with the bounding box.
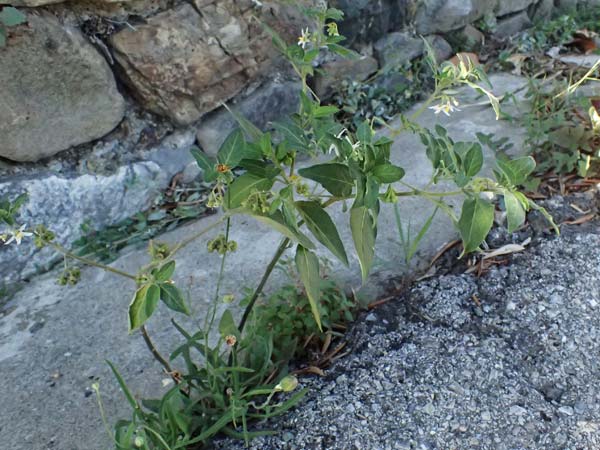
[332,59,431,130]
[516,8,600,55]
[1,4,560,449]
[521,80,600,179]
[246,275,353,363]
[0,6,26,47]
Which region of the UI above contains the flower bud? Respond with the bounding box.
[275,375,298,393]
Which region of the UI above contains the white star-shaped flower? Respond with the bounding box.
[3,224,33,246]
[298,28,311,49]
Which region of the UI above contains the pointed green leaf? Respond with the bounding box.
[295,245,322,330]
[224,105,263,142]
[160,283,190,315]
[128,284,160,332]
[295,201,348,265]
[217,129,246,167]
[314,105,339,118]
[327,43,360,59]
[250,210,315,249]
[298,163,354,197]
[106,360,139,410]
[504,191,526,233]
[371,164,405,183]
[496,156,536,186]
[458,197,494,254]
[190,147,217,182]
[273,119,310,152]
[218,310,239,338]
[224,173,274,209]
[463,143,484,177]
[350,206,376,283]
[154,260,175,282]
[238,159,280,179]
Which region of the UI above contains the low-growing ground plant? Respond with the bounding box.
[0,4,558,449]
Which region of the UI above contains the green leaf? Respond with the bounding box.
[224,104,263,142]
[298,163,354,197]
[218,310,239,338]
[217,129,246,167]
[295,201,348,265]
[0,28,5,47]
[106,360,139,411]
[190,147,217,182]
[224,173,274,209]
[295,245,322,330]
[371,164,405,183]
[504,191,526,233]
[350,206,376,283]
[250,210,315,249]
[356,121,373,144]
[154,260,175,282]
[327,43,360,59]
[238,159,280,179]
[496,156,536,186]
[128,284,160,332]
[458,197,494,255]
[463,143,484,177]
[273,119,309,153]
[313,105,339,118]
[0,7,26,27]
[160,283,190,315]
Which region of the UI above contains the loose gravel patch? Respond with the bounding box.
[218,226,600,450]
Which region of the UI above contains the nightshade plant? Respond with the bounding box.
[0,5,558,449]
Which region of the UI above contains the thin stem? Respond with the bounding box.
[47,242,137,280]
[391,91,439,137]
[140,325,175,379]
[238,237,290,334]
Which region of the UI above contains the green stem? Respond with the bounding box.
[391,91,439,137]
[47,242,137,280]
[238,237,290,334]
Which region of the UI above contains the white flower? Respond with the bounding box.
[429,98,461,116]
[3,224,33,246]
[298,28,311,49]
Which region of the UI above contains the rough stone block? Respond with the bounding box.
[313,55,379,99]
[0,11,125,162]
[374,32,424,69]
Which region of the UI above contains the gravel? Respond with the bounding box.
[216,214,600,450]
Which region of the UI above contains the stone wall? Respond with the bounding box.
[0,0,595,282]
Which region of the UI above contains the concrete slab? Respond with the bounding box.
[0,73,529,450]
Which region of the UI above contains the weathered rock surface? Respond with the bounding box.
[495,0,535,16]
[329,0,412,46]
[374,31,424,68]
[0,0,63,5]
[0,11,125,162]
[313,54,379,99]
[0,129,197,284]
[110,3,259,126]
[493,10,532,39]
[110,1,314,126]
[415,0,498,34]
